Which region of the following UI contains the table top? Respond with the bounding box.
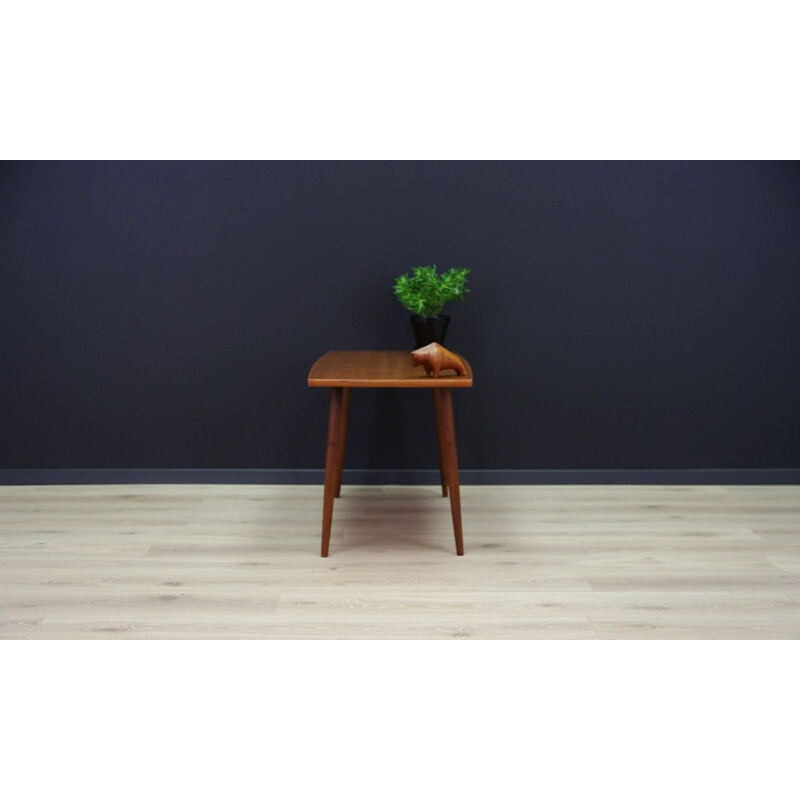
[308,350,473,388]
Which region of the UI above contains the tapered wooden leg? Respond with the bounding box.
[334,388,351,498]
[321,387,343,557]
[432,389,448,497]
[438,388,464,555]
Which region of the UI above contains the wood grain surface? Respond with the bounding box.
[1,484,798,639]
[307,350,473,388]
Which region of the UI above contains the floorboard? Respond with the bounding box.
[1,484,798,639]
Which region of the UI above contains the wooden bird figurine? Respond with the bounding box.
[411,342,467,378]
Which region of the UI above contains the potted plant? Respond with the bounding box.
[393,265,470,347]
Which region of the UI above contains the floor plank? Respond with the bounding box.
[1,484,798,639]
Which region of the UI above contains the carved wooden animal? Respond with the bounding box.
[411,342,467,378]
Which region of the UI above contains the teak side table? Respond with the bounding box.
[307,350,473,557]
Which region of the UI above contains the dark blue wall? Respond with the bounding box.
[1,161,798,474]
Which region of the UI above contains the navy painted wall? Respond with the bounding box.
[1,161,799,472]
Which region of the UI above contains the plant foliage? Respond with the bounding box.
[393,265,471,317]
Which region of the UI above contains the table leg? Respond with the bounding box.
[334,388,351,498]
[437,387,465,556]
[321,387,343,557]
[432,389,448,497]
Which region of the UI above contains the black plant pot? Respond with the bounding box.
[410,314,450,348]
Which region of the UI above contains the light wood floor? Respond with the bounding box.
[1,484,799,639]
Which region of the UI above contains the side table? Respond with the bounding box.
[307,350,473,556]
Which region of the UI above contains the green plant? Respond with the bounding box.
[393,265,471,318]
